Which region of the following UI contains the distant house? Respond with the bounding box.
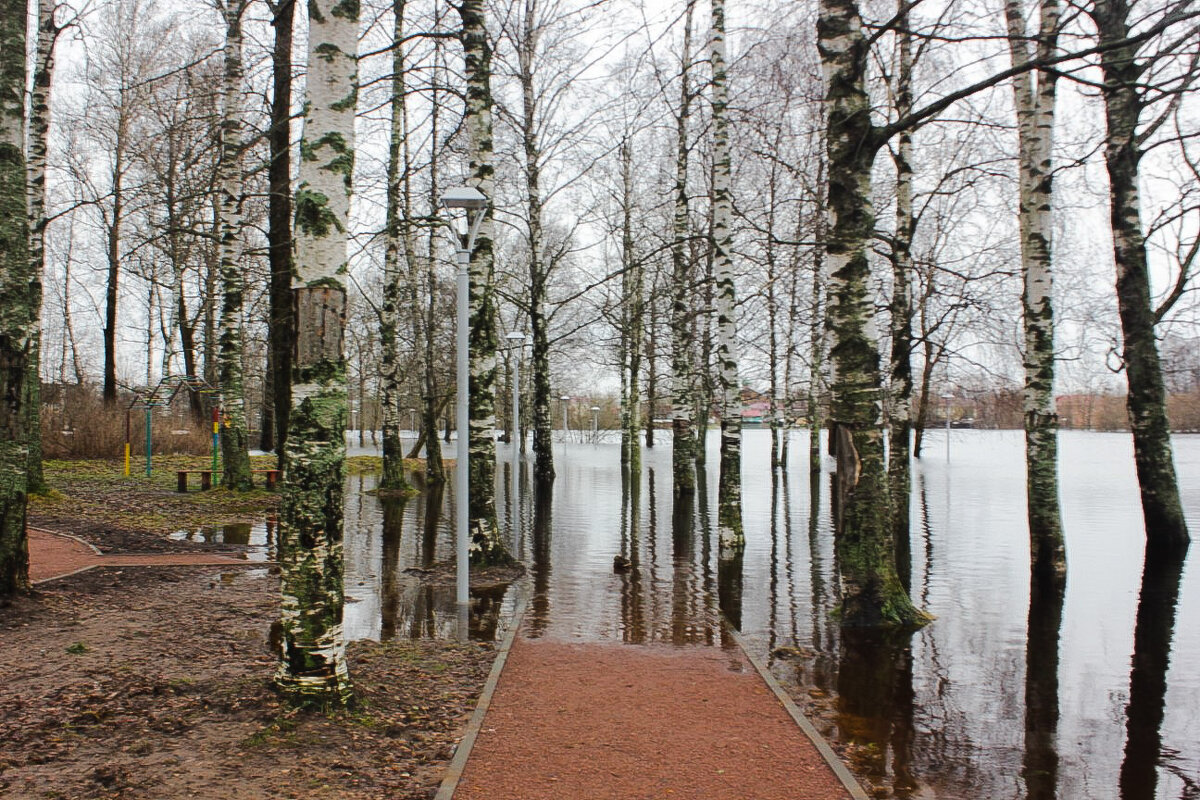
[741,400,772,426]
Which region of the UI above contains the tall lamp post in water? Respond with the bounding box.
[440,185,487,608]
[506,332,527,463]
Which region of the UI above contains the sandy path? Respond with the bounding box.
[27,527,248,583]
[453,637,855,800]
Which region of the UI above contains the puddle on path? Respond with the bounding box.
[169,520,275,562]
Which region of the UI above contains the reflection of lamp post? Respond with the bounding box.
[506,332,527,462]
[941,392,953,463]
[591,405,600,437]
[440,185,487,608]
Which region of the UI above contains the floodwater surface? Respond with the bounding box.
[339,429,1200,800]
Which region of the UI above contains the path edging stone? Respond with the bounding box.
[434,582,529,800]
[724,622,871,800]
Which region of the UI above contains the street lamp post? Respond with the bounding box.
[591,405,600,439]
[561,396,570,441]
[440,185,487,609]
[506,332,526,463]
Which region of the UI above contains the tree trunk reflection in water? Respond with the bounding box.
[671,485,696,645]
[420,482,443,569]
[619,465,647,643]
[697,464,716,647]
[1022,572,1063,800]
[836,629,919,797]
[528,483,553,638]
[1119,539,1189,800]
[379,495,407,641]
[768,468,780,655]
[718,444,747,640]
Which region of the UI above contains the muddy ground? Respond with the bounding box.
[2,460,496,800]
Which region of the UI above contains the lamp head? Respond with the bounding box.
[440,185,488,210]
[505,332,528,344]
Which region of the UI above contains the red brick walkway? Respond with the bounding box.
[28,527,247,583]
[452,637,860,800]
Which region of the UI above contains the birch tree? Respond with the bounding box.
[25,0,65,494]
[0,0,32,597]
[509,0,556,484]
[1089,0,1192,548]
[264,0,296,459]
[711,0,744,550]
[1006,0,1066,584]
[217,0,253,490]
[458,0,514,565]
[886,11,915,563]
[671,0,699,497]
[817,0,926,627]
[619,135,645,473]
[379,0,416,494]
[275,0,359,707]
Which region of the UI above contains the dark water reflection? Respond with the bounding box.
[170,519,275,560]
[342,473,513,642]
[339,430,1199,799]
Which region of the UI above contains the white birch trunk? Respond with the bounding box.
[711,0,743,550]
[217,0,252,490]
[276,0,359,706]
[0,0,32,595]
[1006,0,1066,584]
[459,0,513,565]
[670,0,697,496]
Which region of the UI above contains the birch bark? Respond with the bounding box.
[887,13,915,581]
[265,0,296,462]
[0,0,32,596]
[1006,0,1066,585]
[619,137,643,473]
[217,0,253,490]
[670,0,698,496]
[459,0,513,565]
[808,154,827,475]
[275,0,359,706]
[420,33,445,484]
[818,0,927,627]
[516,0,555,485]
[380,0,415,493]
[711,0,743,550]
[1091,0,1190,547]
[25,0,60,495]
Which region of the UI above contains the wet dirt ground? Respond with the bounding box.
[0,564,495,799]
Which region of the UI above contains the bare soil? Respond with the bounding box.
[3,460,497,800]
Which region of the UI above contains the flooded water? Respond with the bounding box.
[169,520,275,561]
[334,429,1199,799]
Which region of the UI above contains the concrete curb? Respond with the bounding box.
[28,525,263,585]
[29,526,102,554]
[434,584,529,800]
[724,623,871,800]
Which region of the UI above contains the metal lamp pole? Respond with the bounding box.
[591,406,600,440]
[561,395,570,442]
[441,186,488,609]
[506,332,526,464]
